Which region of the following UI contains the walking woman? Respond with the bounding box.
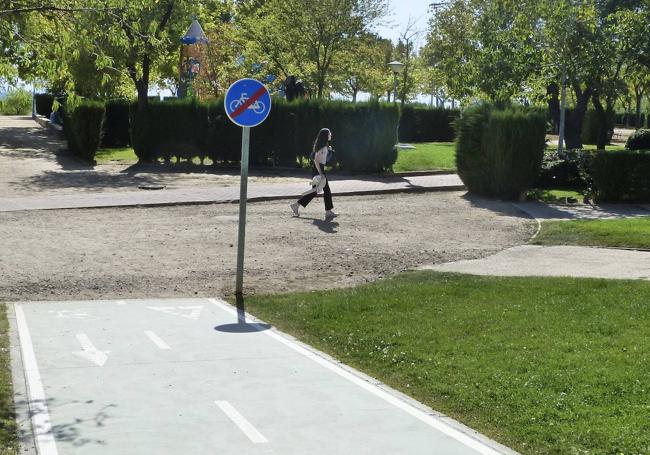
[290,128,337,220]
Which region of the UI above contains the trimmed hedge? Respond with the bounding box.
[616,112,646,128]
[64,100,105,162]
[102,99,131,147]
[131,98,399,172]
[456,104,546,200]
[581,109,614,145]
[591,150,650,202]
[398,106,459,142]
[34,93,54,117]
[625,129,650,150]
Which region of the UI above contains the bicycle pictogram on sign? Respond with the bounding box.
[224,78,271,128]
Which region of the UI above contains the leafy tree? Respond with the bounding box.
[332,33,392,101]
[240,0,389,98]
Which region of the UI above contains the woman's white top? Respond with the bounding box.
[314,146,328,165]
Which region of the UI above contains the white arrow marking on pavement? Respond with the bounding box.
[146,305,203,320]
[215,401,268,444]
[74,334,109,366]
[15,305,59,455]
[144,331,171,350]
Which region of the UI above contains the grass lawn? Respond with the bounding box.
[533,217,650,249]
[95,147,138,164]
[546,144,626,152]
[394,142,456,172]
[0,304,17,455]
[239,272,650,454]
[527,188,584,204]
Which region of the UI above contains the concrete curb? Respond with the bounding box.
[7,304,38,455]
[0,184,467,213]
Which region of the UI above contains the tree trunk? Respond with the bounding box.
[547,83,592,150]
[352,89,358,103]
[635,93,643,128]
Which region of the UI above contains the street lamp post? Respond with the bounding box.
[388,61,404,144]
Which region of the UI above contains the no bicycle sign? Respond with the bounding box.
[225,78,271,128]
[225,78,271,296]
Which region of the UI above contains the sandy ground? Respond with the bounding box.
[0,192,535,302]
[0,116,306,197]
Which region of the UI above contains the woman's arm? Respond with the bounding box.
[314,150,324,176]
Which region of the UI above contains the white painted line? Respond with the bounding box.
[74,333,109,366]
[116,300,127,305]
[208,298,503,455]
[144,330,171,350]
[215,401,268,444]
[14,305,59,455]
[146,305,203,320]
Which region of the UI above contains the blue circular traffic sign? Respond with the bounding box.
[224,78,272,128]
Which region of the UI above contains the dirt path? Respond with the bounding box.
[0,115,306,197]
[0,192,535,302]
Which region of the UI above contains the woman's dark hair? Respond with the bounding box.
[313,128,331,153]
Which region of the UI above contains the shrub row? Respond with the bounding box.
[398,106,459,143]
[615,113,647,128]
[456,104,546,200]
[131,98,399,172]
[581,109,614,145]
[34,93,54,117]
[102,99,131,147]
[590,150,650,202]
[625,129,650,150]
[64,100,105,162]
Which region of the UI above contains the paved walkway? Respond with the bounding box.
[421,245,650,280]
[0,174,465,212]
[514,201,650,221]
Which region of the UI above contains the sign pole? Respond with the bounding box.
[235,126,250,296]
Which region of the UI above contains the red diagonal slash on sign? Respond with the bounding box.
[230,85,267,119]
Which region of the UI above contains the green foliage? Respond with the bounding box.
[393,142,456,172]
[0,89,31,115]
[534,217,650,249]
[625,128,650,150]
[0,304,18,455]
[582,108,614,145]
[591,150,650,202]
[34,93,54,117]
[130,98,399,172]
[481,108,546,199]
[102,99,132,148]
[455,103,493,195]
[64,100,105,162]
[456,104,546,200]
[399,106,459,142]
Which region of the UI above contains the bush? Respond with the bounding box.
[102,99,132,148]
[0,89,32,115]
[456,104,546,200]
[399,106,459,142]
[536,149,587,189]
[131,98,399,172]
[581,109,614,146]
[64,100,105,162]
[590,150,650,202]
[34,93,54,117]
[625,129,650,150]
[455,103,494,196]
